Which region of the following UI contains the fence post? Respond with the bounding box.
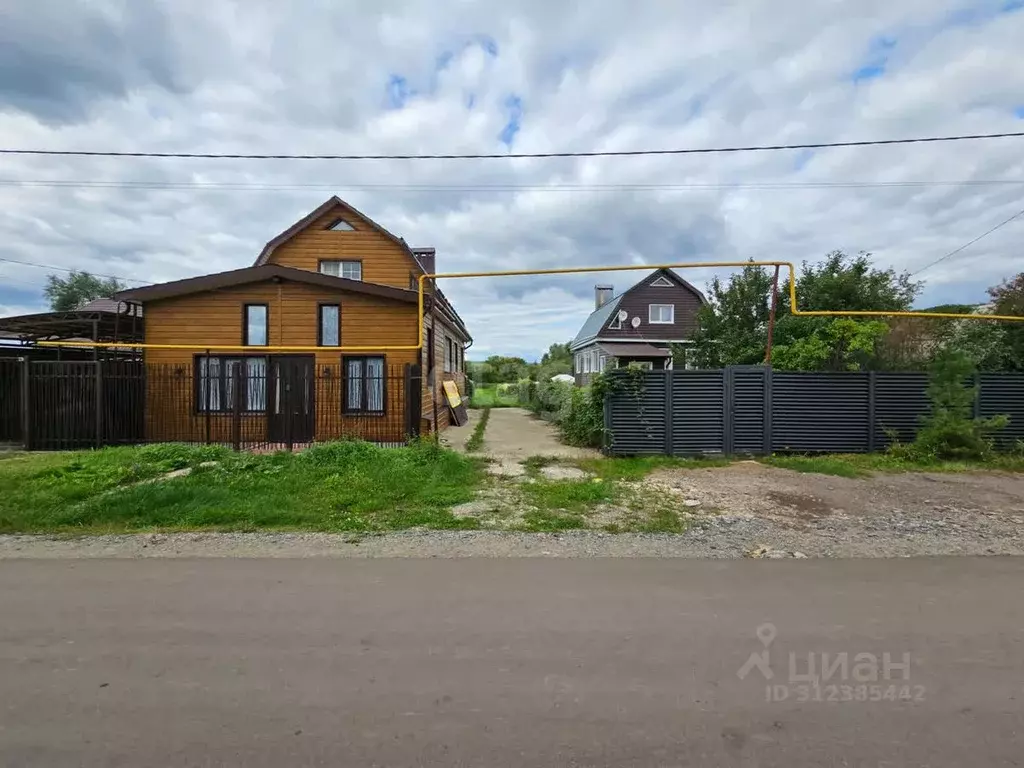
[231,363,242,451]
[204,350,212,445]
[95,360,103,448]
[867,371,877,452]
[723,366,734,456]
[285,365,294,453]
[663,368,674,455]
[20,358,30,450]
[762,366,772,456]
[404,364,423,439]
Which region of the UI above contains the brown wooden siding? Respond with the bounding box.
[264,204,424,290]
[420,311,467,432]
[600,273,704,341]
[142,280,421,442]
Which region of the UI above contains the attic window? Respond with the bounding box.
[326,219,355,231]
[650,275,674,287]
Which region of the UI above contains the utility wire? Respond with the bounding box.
[2,131,1023,161]
[0,257,151,285]
[912,206,1024,276]
[2,178,1024,192]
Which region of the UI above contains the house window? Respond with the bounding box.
[444,337,452,372]
[598,354,606,373]
[243,304,268,346]
[591,349,599,372]
[410,273,418,291]
[650,275,674,287]
[197,356,267,413]
[583,351,591,374]
[319,260,362,281]
[326,219,355,231]
[649,304,674,324]
[318,304,340,346]
[608,311,623,330]
[426,325,435,373]
[344,356,386,414]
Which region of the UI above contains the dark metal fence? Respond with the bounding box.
[2,359,422,452]
[605,367,1024,456]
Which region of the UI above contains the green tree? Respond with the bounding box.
[772,251,921,371]
[481,355,530,383]
[691,262,774,368]
[538,341,573,379]
[44,271,125,312]
[905,349,1008,460]
[989,272,1024,371]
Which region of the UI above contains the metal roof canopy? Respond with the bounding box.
[0,300,143,344]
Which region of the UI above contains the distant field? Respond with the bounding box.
[469,385,519,408]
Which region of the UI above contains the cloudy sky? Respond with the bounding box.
[1,0,1023,360]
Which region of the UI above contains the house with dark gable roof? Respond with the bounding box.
[568,269,707,385]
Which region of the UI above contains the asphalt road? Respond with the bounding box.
[1,557,1022,767]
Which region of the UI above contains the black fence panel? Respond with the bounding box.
[980,373,1024,449]
[728,367,767,454]
[12,359,423,452]
[671,370,725,455]
[605,366,1024,457]
[604,371,667,455]
[0,358,22,444]
[872,372,929,448]
[772,372,871,453]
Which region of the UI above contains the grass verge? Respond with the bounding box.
[0,441,484,534]
[760,453,1024,478]
[464,408,490,452]
[468,385,519,408]
[576,455,732,481]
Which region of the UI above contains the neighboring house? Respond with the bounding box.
[115,196,470,444]
[569,269,707,385]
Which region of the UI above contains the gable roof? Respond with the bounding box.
[569,268,708,350]
[115,264,418,304]
[253,195,427,271]
[570,295,623,348]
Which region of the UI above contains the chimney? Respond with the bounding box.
[413,247,436,276]
[595,284,614,310]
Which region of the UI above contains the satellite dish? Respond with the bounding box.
[630,316,641,328]
[617,309,628,322]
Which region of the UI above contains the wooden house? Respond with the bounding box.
[116,197,470,445]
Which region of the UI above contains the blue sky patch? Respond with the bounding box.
[1003,0,1024,11]
[499,94,523,147]
[476,34,499,57]
[1015,106,1024,118]
[793,149,815,171]
[386,74,413,109]
[851,35,896,83]
[465,92,476,109]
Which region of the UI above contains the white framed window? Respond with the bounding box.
[649,304,674,324]
[326,218,355,231]
[598,354,606,373]
[650,275,674,287]
[583,351,591,373]
[590,349,599,372]
[574,352,581,373]
[608,310,623,329]
[319,260,362,281]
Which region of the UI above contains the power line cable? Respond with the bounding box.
[2,178,1024,192]
[912,206,1024,276]
[2,131,1023,161]
[0,257,151,285]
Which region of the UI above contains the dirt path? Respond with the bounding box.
[473,407,598,461]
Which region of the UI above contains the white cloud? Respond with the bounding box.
[1,0,1023,360]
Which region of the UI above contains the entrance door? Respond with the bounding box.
[269,356,315,445]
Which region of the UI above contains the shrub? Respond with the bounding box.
[897,349,1009,461]
[558,385,605,447]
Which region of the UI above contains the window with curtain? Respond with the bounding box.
[344,356,386,414]
[319,260,362,281]
[318,304,340,346]
[197,356,267,412]
[243,304,268,345]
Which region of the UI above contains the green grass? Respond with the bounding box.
[468,384,519,408]
[519,509,587,532]
[576,455,732,481]
[520,478,618,512]
[760,452,1024,478]
[464,408,490,452]
[0,441,484,534]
